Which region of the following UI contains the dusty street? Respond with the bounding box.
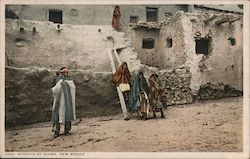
[5,97,242,152]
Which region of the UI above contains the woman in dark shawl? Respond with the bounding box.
[130,71,149,117]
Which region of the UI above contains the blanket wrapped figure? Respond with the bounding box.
[51,67,76,138]
[130,71,149,117]
[148,73,166,119]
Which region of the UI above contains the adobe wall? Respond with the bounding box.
[180,12,243,97]
[5,66,120,127]
[124,12,243,101]
[131,28,161,67]
[158,12,187,70]
[6,5,189,26]
[5,19,114,72]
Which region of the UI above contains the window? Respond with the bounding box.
[228,37,236,46]
[142,38,155,49]
[167,38,173,48]
[195,38,211,55]
[129,16,139,23]
[146,7,158,22]
[49,9,63,24]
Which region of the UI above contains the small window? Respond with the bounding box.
[142,38,155,49]
[167,38,173,48]
[195,38,211,55]
[146,7,158,22]
[129,16,139,23]
[228,37,236,46]
[49,9,63,24]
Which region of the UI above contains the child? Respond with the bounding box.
[139,91,150,120]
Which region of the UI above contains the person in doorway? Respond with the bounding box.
[112,5,121,31]
[51,67,76,138]
[130,71,149,118]
[148,73,166,119]
[113,62,131,120]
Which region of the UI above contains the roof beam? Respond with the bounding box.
[215,17,230,26]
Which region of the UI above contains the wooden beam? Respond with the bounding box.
[113,49,122,65]
[204,15,217,23]
[229,17,241,24]
[215,17,230,25]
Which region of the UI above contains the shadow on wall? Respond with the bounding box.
[5,66,120,127]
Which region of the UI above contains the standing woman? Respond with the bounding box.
[51,67,76,138]
[113,62,131,110]
[148,73,166,119]
[112,5,121,31]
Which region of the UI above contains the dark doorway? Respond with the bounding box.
[146,7,158,22]
[195,38,211,55]
[49,10,63,24]
[142,38,155,49]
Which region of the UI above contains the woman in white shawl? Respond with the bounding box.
[51,67,76,138]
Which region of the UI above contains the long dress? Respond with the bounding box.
[112,7,121,30]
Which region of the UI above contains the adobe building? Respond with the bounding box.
[5,4,243,126]
[6,5,190,25]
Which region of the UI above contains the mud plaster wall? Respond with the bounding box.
[5,19,115,72]
[181,13,243,95]
[7,5,189,26]
[5,66,120,126]
[158,13,187,70]
[132,28,161,67]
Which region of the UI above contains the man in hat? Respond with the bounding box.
[51,67,76,138]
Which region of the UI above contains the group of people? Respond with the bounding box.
[113,62,166,121]
[50,62,166,138]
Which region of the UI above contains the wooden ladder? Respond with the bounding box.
[107,48,129,119]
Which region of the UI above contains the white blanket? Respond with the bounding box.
[52,79,76,123]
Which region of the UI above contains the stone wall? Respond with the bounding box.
[5,66,120,127]
[158,66,193,105]
[136,65,193,106]
[198,83,243,100]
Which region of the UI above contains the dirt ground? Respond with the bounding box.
[5,97,242,152]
